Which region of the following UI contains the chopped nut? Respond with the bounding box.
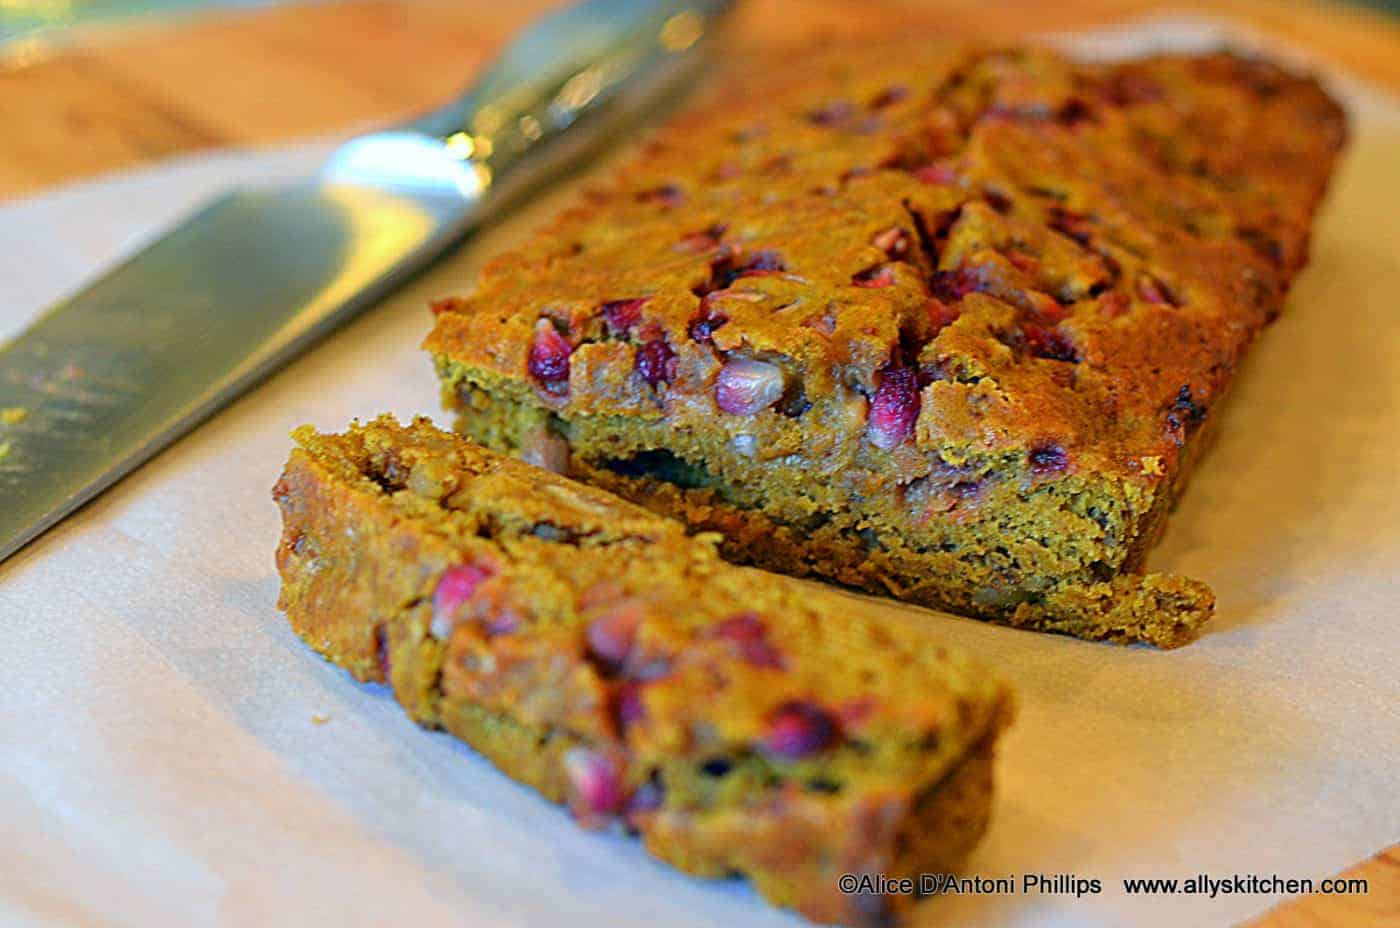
[715,359,785,415]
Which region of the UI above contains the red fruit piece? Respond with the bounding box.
[586,603,643,672]
[715,359,785,415]
[913,163,958,185]
[563,747,627,824]
[687,302,730,344]
[527,318,572,386]
[635,336,676,387]
[1028,442,1070,476]
[761,701,839,760]
[1020,323,1079,362]
[694,248,787,296]
[431,563,494,640]
[868,367,921,450]
[928,267,982,302]
[709,612,785,669]
[851,265,897,289]
[601,298,647,336]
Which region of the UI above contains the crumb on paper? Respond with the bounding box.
[1,407,26,425]
[311,714,331,726]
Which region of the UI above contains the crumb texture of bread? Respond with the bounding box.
[423,41,1345,647]
[273,415,1013,926]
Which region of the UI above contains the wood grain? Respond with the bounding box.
[0,1,1395,925]
[3,0,1400,199]
[1245,848,1400,927]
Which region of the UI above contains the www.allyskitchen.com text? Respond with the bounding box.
[837,871,1369,899]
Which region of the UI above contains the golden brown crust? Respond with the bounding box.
[424,40,1345,645]
[273,416,1012,925]
[426,42,1344,473]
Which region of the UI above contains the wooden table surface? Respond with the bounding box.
[0,0,1395,924]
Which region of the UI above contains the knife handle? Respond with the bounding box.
[402,0,732,188]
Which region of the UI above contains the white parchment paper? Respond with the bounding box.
[2,19,1397,928]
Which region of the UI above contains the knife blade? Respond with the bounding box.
[0,0,733,565]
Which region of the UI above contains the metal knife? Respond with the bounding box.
[0,0,733,565]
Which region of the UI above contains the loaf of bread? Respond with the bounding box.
[424,41,1346,646]
[273,416,1012,926]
